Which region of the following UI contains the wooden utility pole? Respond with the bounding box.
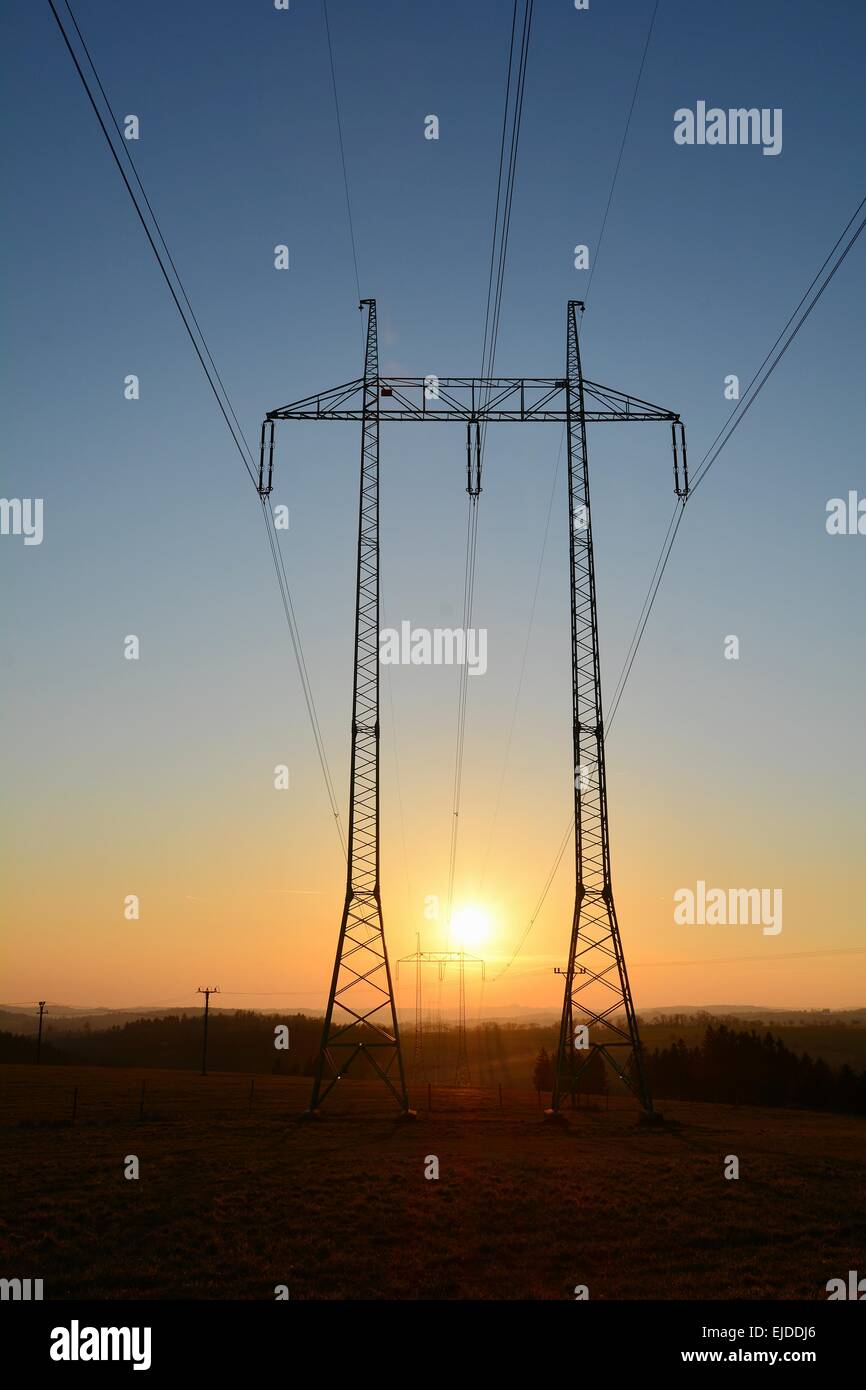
[197,986,219,1075]
[36,1000,46,1065]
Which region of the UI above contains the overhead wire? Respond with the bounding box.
[479,426,564,891]
[479,0,520,392]
[49,0,257,489]
[688,194,866,496]
[319,1,413,887]
[321,0,362,304]
[49,0,347,853]
[495,191,866,980]
[445,0,534,930]
[604,187,866,726]
[479,0,535,450]
[489,3,659,978]
[261,502,347,854]
[584,0,660,304]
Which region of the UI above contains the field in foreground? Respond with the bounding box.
[1,1064,863,1300]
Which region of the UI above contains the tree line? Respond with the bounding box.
[5,1012,866,1114]
[645,1023,866,1113]
[532,1023,866,1114]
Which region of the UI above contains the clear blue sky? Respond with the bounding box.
[2,0,864,1011]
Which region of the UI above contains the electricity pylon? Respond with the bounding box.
[304,301,410,1114]
[259,299,687,1115]
[398,946,485,1086]
[550,302,687,1117]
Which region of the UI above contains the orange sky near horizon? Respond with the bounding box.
[5,713,864,1015]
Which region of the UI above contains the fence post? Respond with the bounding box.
[71,1086,78,1124]
[249,1078,255,1114]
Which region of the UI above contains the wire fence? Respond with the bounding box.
[0,1065,624,1128]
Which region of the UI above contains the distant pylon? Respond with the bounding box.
[413,933,424,1075]
[454,952,471,1087]
[397,948,485,1086]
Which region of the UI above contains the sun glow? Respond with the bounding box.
[450,904,493,951]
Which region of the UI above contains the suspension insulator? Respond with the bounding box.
[671,421,689,499]
[259,419,275,497]
[466,419,482,497]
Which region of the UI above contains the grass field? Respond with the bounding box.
[1,1063,863,1300]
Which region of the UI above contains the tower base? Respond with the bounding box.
[638,1109,665,1127]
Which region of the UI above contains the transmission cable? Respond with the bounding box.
[584,0,660,304]
[689,194,866,495]
[445,0,534,930]
[479,427,564,891]
[49,0,346,852]
[494,190,866,979]
[479,0,535,451]
[322,0,361,303]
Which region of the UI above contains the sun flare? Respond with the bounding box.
[449,904,493,951]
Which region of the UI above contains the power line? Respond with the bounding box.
[446,0,534,928]
[49,0,346,853]
[496,190,866,980]
[584,0,660,304]
[48,0,257,488]
[318,3,412,881]
[382,599,413,916]
[496,943,866,981]
[480,0,535,430]
[479,427,564,891]
[606,189,866,717]
[261,501,347,853]
[321,0,361,303]
[487,3,660,965]
[446,496,481,927]
[606,500,684,728]
[689,195,866,495]
[479,0,520,386]
[490,814,572,981]
[59,0,259,484]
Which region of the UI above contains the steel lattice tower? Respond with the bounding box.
[260,298,687,1115]
[307,300,410,1114]
[551,302,657,1115]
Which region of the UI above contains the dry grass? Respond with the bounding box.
[1,1064,863,1300]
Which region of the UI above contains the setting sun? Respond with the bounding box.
[450,904,493,952]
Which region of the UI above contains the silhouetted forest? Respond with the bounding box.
[645,1023,866,1114]
[2,1015,866,1115]
[0,1012,322,1076]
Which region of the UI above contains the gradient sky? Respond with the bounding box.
[2,0,865,1016]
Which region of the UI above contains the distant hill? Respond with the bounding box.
[639,1005,866,1025]
[3,1001,865,1033]
[0,1005,238,1036]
